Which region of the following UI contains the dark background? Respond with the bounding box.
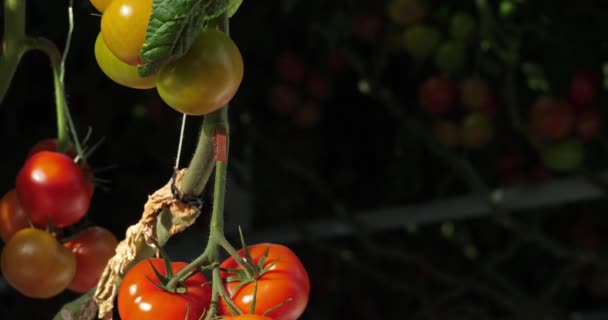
[3,0,608,319]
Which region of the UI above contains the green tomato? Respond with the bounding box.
[156,28,244,115]
[434,40,467,75]
[450,11,476,40]
[94,32,156,89]
[461,112,493,148]
[539,138,584,172]
[403,24,442,61]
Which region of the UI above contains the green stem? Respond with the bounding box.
[24,38,69,152]
[0,0,27,104]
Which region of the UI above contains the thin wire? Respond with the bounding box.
[175,113,187,168]
[60,0,74,83]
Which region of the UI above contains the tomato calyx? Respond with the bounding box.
[145,246,203,294]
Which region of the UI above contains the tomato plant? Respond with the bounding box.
[101,0,152,66]
[118,258,212,320]
[64,226,119,293]
[219,243,310,320]
[156,28,244,115]
[15,151,92,228]
[1,228,76,298]
[94,32,157,90]
[419,75,457,115]
[529,97,575,140]
[90,0,113,13]
[0,189,30,242]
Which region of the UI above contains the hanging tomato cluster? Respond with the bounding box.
[92,0,244,116]
[0,139,118,298]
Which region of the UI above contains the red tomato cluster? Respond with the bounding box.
[268,51,336,129]
[92,0,244,116]
[118,243,310,320]
[0,139,118,298]
[419,75,497,149]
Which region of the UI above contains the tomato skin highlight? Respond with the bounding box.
[101,0,152,66]
[94,32,157,89]
[1,228,76,298]
[156,28,244,115]
[219,243,310,320]
[65,226,119,293]
[16,151,92,228]
[118,258,212,320]
[0,189,30,242]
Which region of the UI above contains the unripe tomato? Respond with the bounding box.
[16,151,91,228]
[94,32,157,89]
[529,97,574,140]
[156,28,244,115]
[403,24,441,61]
[419,75,457,115]
[101,0,152,66]
[1,228,76,298]
[434,40,467,75]
[450,11,476,40]
[539,138,584,172]
[461,113,493,147]
[90,0,113,13]
[65,226,119,293]
[0,189,30,242]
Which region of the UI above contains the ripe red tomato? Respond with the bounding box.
[575,108,602,141]
[94,32,157,89]
[16,151,92,228]
[156,28,244,115]
[219,243,310,320]
[224,316,273,320]
[460,77,493,111]
[118,258,212,320]
[529,97,574,140]
[570,70,598,107]
[461,113,494,147]
[0,189,30,242]
[64,226,119,293]
[419,76,457,115]
[1,228,76,298]
[101,0,152,66]
[90,0,113,13]
[26,138,95,198]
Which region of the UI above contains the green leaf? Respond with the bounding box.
[138,0,243,77]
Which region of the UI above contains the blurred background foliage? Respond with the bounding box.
[4,0,608,318]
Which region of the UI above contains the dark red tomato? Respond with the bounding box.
[1,228,76,298]
[219,243,310,320]
[419,76,457,115]
[570,70,598,107]
[16,151,92,228]
[529,97,575,140]
[575,108,602,141]
[306,71,332,100]
[0,189,30,242]
[26,138,95,198]
[276,52,307,84]
[65,226,119,293]
[118,258,212,320]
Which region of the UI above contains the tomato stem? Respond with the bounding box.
[0,0,27,104]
